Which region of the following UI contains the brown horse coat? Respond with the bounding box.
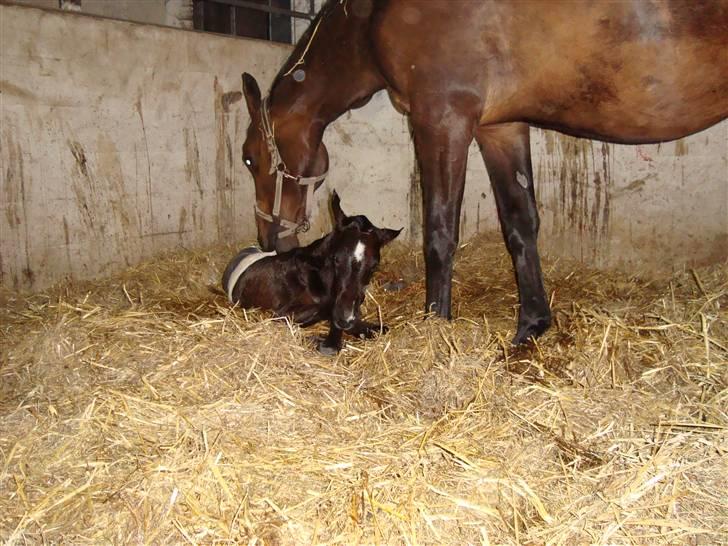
[242,0,728,343]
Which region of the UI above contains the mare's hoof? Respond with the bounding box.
[511,316,551,346]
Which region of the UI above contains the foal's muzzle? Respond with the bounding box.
[334,317,356,331]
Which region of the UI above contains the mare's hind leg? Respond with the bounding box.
[411,108,474,319]
[475,123,551,345]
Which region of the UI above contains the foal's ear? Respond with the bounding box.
[377,227,402,245]
[242,73,262,114]
[331,190,346,227]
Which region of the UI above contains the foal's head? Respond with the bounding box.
[328,192,400,331]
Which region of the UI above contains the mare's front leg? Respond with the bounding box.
[475,123,551,344]
[411,107,474,318]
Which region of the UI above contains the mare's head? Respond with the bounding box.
[328,191,401,331]
[241,73,329,253]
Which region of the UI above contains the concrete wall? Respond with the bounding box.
[6,0,191,28]
[1,3,726,292]
[1,3,289,289]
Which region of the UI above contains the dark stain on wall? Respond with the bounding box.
[0,80,36,101]
[540,132,614,263]
[214,77,235,240]
[184,126,204,231]
[69,141,89,177]
[69,140,97,231]
[63,216,70,246]
[2,129,33,288]
[97,134,138,265]
[675,139,688,156]
[221,90,242,113]
[179,206,188,237]
[135,95,154,228]
[408,141,422,243]
[333,124,354,146]
[67,135,138,268]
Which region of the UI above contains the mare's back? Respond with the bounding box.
[377,1,727,140]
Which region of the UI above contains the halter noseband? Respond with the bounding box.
[254,96,328,239]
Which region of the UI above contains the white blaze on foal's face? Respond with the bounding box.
[353,241,366,263]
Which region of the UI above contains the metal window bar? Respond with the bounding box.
[206,0,317,22]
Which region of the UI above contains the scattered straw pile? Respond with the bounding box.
[1,233,726,544]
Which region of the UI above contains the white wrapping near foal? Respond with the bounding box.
[222,247,276,304]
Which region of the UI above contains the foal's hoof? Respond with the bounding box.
[308,335,341,355]
[511,316,551,346]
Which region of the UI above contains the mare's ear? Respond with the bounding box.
[377,227,402,246]
[242,73,262,114]
[331,190,346,228]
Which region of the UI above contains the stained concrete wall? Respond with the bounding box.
[1,3,726,292]
[1,3,289,289]
[531,128,727,270]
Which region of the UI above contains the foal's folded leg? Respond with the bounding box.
[284,305,323,328]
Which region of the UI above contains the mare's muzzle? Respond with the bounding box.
[254,96,327,249]
[258,224,298,253]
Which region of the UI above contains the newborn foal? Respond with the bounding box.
[223,192,400,354]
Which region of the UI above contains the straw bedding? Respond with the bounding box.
[1,233,726,544]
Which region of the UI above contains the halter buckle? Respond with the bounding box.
[296,218,311,234]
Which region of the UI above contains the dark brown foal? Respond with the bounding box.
[223,192,400,354]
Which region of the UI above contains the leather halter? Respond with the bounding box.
[254,96,328,239]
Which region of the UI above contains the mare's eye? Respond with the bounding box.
[243,156,254,168]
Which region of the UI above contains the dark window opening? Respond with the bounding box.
[193,0,316,44]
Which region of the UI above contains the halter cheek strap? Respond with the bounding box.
[255,96,327,239]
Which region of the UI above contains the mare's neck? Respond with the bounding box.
[268,2,384,147]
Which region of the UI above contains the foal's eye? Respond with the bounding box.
[243,157,254,168]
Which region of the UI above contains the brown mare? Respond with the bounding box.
[241,0,728,344]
